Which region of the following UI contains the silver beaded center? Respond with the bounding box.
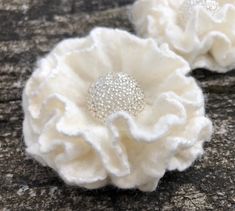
[179,0,220,25]
[87,72,145,122]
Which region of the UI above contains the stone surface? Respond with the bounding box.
[0,0,234,210]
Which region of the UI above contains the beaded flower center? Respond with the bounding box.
[87,72,145,122]
[179,0,220,25]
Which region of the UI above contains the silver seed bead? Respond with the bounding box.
[179,0,220,25]
[87,72,145,122]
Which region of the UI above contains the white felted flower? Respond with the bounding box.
[23,27,212,192]
[131,0,235,73]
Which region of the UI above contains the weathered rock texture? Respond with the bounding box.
[0,0,234,210]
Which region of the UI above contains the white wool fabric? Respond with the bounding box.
[131,0,235,73]
[23,27,212,191]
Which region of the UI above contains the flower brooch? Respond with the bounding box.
[132,0,235,72]
[23,28,212,191]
